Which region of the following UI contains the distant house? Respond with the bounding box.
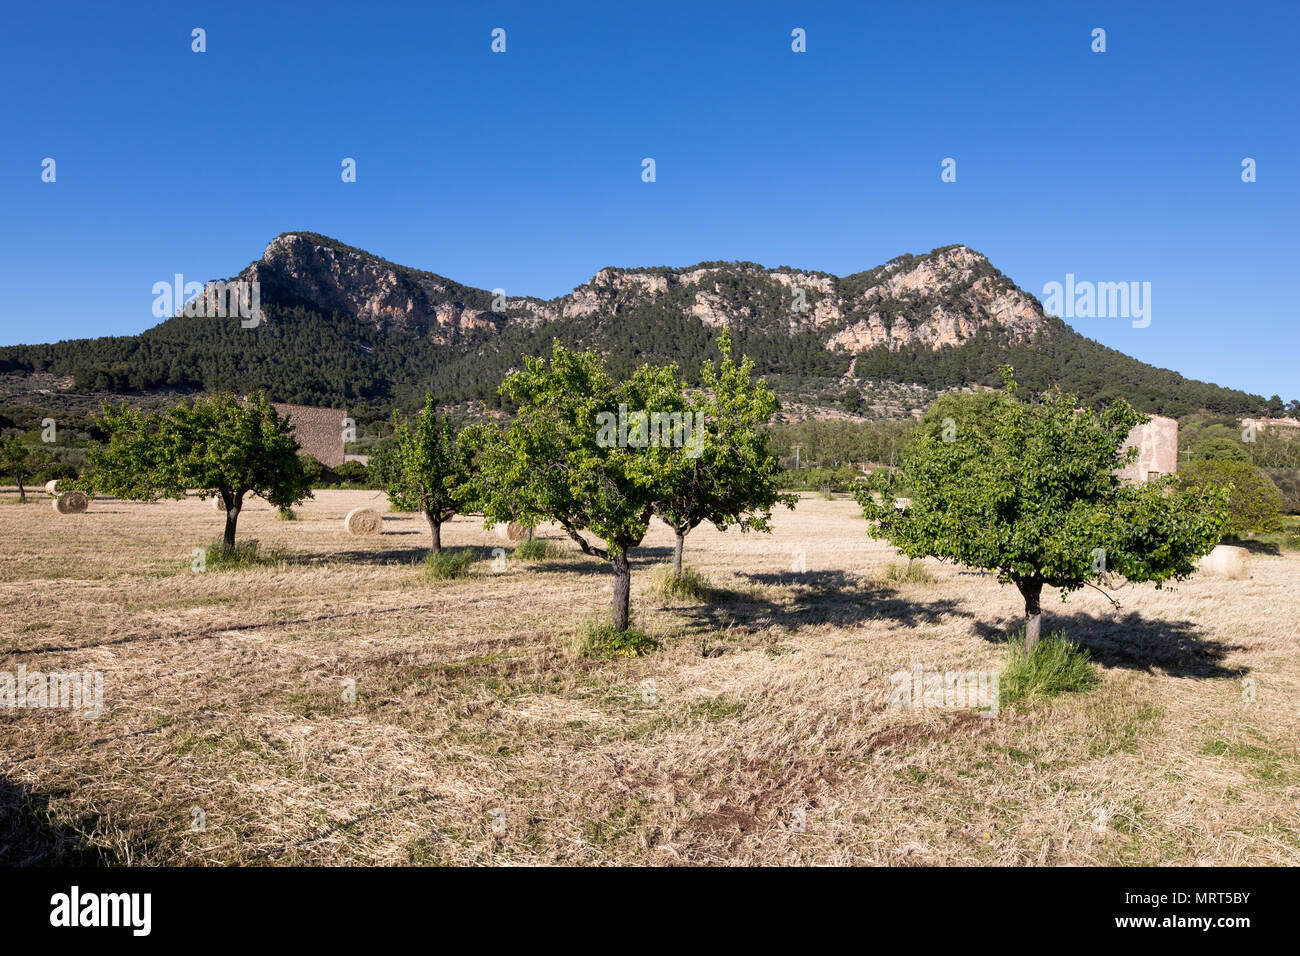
[1240,416,1300,434]
[1119,415,1178,483]
[269,402,347,468]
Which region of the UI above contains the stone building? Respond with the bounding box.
[1118,415,1178,483]
[269,402,347,468]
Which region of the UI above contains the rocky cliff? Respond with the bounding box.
[237,232,1051,353]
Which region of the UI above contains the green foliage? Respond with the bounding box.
[465,342,687,628]
[778,465,865,493]
[384,393,471,551]
[766,418,918,469]
[33,461,79,484]
[274,506,297,521]
[654,330,795,547]
[88,392,312,547]
[999,630,1100,707]
[311,460,371,487]
[1177,458,1283,536]
[1263,469,1300,515]
[573,617,660,658]
[0,437,53,499]
[855,368,1228,624]
[424,548,476,580]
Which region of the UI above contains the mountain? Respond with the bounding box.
[0,232,1271,425]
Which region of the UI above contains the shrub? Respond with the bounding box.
[572,616,660,658]
[1178,458,1283,536]
[331,460,370,484]
[879,559,934,583]
[999,630,1100,708]
[201,539,282,570]
[652,563,712,601]
[274,507,297,521]
[425,548,476,580]
[34,462,79,484]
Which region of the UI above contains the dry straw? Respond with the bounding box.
[494,521,528,542]
[52,491,89,514]
[1196,544,1248,579]
[44,479,61,495]
[345,507,383,535]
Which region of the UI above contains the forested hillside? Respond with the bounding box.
[0,233,1283,425]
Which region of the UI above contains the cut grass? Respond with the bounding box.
[999,629,1100,708]
[425,548,477,580]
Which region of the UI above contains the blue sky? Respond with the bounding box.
[1,0,1295,400]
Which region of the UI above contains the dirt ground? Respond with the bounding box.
[1,488,1296,865]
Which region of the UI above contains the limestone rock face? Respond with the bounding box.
[234,234,1052,355]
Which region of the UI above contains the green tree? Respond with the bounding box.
[0,438,53,502]
[855,368,1227,647]
[383,393,470,553]
[467,343,684,631]
[89,392,311,550]
[655,331,795,575]
[1177,458,1283,537]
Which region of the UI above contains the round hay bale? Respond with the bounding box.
[44,479,62,495]
[211,496,228,511]
[1196,544,1248,580]
[52,491,89,514]
[494,521,527,542]
[344,507,383,536]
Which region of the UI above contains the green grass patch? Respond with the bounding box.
[999,629,1100,708]
[572,616,660,658]
[274,507,297,521]
[513,537,565,561]
[425,548,477,580]
[200,539,283,570]
[651,563,713,601]
[878,559,935,584]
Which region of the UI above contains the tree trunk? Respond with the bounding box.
[222,491,243,551]
[16,478,25,503]
[672,528,686,576]
[425,513,442,554]
[612,548,631,632]
[1017,577,1044,649]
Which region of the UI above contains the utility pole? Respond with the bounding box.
[792,444,803,469]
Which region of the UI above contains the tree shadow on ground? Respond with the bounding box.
[673,569,975,633]
[1222,537,1282,556]
[0,778,118,866]
[973,611,1247,679]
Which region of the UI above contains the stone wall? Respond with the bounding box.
[1118,415,1178,483]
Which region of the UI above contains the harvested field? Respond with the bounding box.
[0,489,1296,865]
